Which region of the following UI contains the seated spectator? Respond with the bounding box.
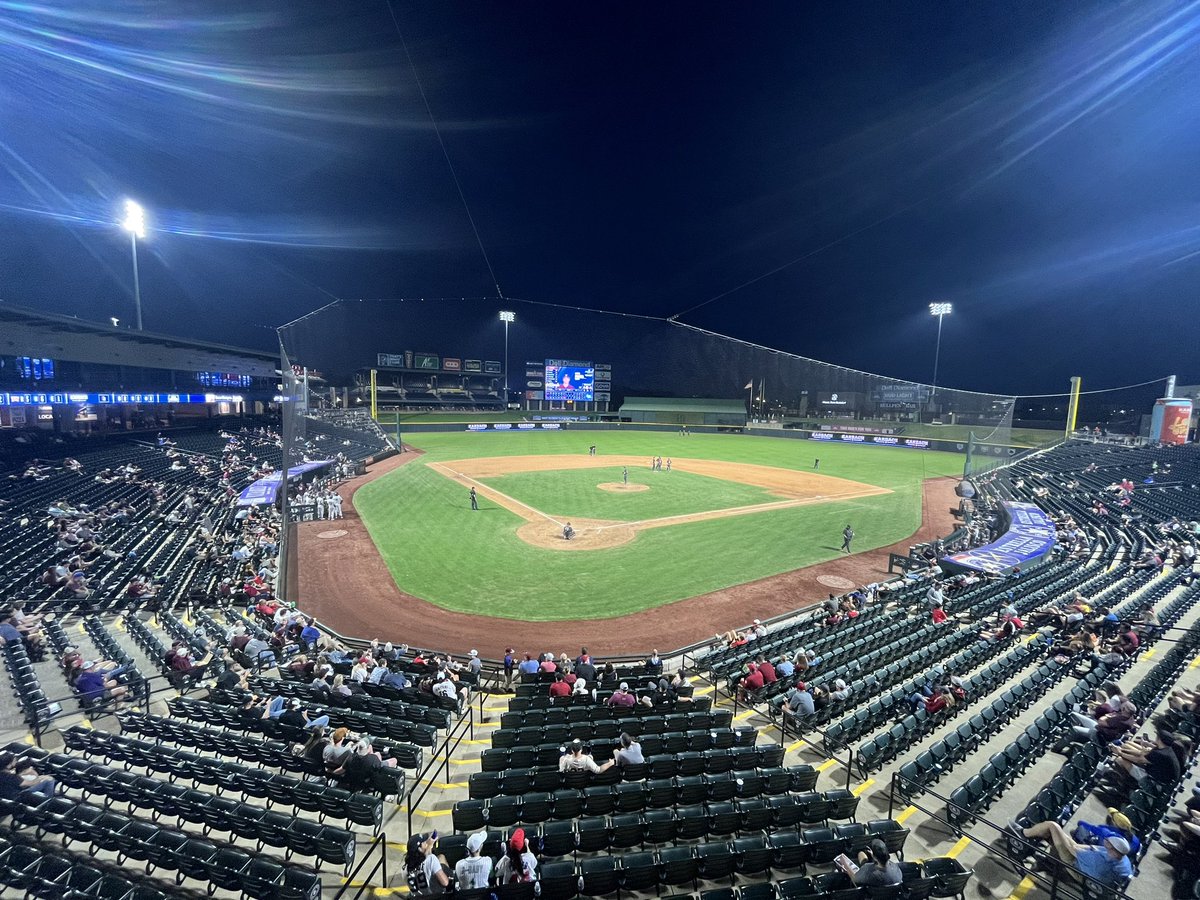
[548,673,571,698]
[1107,727,1184,789]
[607,682,637,708]
[0,751,57,802]
[323,727,354,776]
[738,662,765,703]
[559,738,601,773]
[275,697,331,732]
[455,831,492,890]
[645,648,663,675]
[757,655,777,684]
[518,654,540,675]
[931,599,948,625]
[1059,700,1137,750]
[405,832,450,895]
[598,732,644,773]
[846,839,902,886]
[1006,821,1131,888]
[75,660,130,705]
[715,630,748,648]
[495,828,539,884]
[782,681,815,723]
[1073,809,1141,857]
[299,618,321,649]
[775,654,795,679]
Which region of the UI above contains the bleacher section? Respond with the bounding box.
[0,437,1198,899]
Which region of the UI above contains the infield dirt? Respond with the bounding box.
[296,448,958,655]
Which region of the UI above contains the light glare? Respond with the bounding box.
[929,302,953,316]
[121,198,146,238]
[498,310,515,323]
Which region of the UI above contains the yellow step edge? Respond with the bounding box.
[1007,875,1037,900]
[851,778,874,797]
[816,759,838,772]
[732,709,756,722]
[786,740,807,752]
[895,805,918,825]
[945,836,971,859]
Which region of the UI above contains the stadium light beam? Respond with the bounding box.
[499,310,515,405]
[928,302,952,402]
[121,199,147,331]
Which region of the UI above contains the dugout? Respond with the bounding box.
[619,397,747,427]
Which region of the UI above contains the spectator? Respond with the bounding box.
[548,673,571,698]
[299,618,321,649]
[645,648,663,675]
[518,654,540,676]
[495,828,539,884]
[1073,809,1142,857]
[1108,727,1183,789]
[782,681,815,724]
[757,655,777,685]
[323,727,354,776]
[405,832,450,894]
[455,831,492,889]
[1006,822,1131,888]
[341,737,398,790]
[599,732,644,772]
[75,660,130,705]
[607,682,637,708]
[0,751,57,802]
[848,839,902,886]
[738,662,765,703]
[467,649,482,677]
[559,739,601,774]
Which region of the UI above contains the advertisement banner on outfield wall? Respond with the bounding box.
[1151,399,1192,445]
[377,353,404,367]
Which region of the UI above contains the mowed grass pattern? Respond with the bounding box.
[479,466,778,521]
[354,431,963,620]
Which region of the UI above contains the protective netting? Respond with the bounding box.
[276,342,307,603]
[276,298,1022,446]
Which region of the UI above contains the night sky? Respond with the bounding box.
[1,1,1198,397]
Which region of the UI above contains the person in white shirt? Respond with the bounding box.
[454,831,492,889]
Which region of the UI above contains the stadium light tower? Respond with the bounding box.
[499,310,515,404]
[928,302,952,395]
[120,199,147,331]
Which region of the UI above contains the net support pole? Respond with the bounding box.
[1065,376,1082,438]
[370,368,378,421]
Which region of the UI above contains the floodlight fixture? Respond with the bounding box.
[498,310,515,323]
[120,199,147,330]
[499,311,516,403]
[929,302,952,317]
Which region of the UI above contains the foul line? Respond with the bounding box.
[427,462,567,528]
[594,488,886,532]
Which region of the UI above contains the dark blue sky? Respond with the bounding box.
[1,1,1198,396]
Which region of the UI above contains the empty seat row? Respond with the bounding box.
[452,786,860,832]
[2,792,322,898]
[500,705,732,731]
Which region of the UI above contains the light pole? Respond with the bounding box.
[499,310,515,406]
[121,199,146,331]
[928,301,952,391]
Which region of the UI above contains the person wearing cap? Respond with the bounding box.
[782,681,815,722]
[1007,820,1132,886]
[75,659,130,704]
[518,653,540,676]
[738,662,765,703]
[405,832,450,893]
[849,839,902,886]
[272,697,330,731]
[299,618,321,649]
[495,828,539,884]
[503,648,515,682]
[467,649,482,677]
[607,682,636,708]
[455,831,493,889]
[559,739,601,773]
[341,737,398,790]
[1074,809,1142,856]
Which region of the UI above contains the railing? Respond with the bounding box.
[405,698,476,836]
[331,830,391,899]
[886,771,1137,900]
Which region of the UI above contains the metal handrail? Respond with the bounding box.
[887,771,1137,900]
[405,700,476,837]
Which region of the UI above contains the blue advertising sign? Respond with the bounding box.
[939,501,1056,575]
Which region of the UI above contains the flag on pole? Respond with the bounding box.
[743,381,753,390]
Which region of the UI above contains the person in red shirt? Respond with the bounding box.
[757,656,777,684]
[738,663,765,702]
[548,674,571,698]
[931,601,948,625]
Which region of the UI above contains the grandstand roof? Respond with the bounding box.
[618,396,748,414]
[0,302,278,374]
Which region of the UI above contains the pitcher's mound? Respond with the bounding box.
[598,482,649,493]
[516,518,636,551]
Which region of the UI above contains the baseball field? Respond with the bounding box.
[349,430,964,621]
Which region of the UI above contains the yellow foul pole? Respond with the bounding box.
[370,369,378,421]
[1065,376,1082,438]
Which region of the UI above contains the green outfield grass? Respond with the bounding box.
[480,466,777,521]
[353,430,964,620]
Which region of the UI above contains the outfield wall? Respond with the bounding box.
[394,419,1025,463]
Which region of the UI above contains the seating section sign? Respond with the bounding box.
[940,501,1056,574]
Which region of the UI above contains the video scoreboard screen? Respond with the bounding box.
[544,359,595,401]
